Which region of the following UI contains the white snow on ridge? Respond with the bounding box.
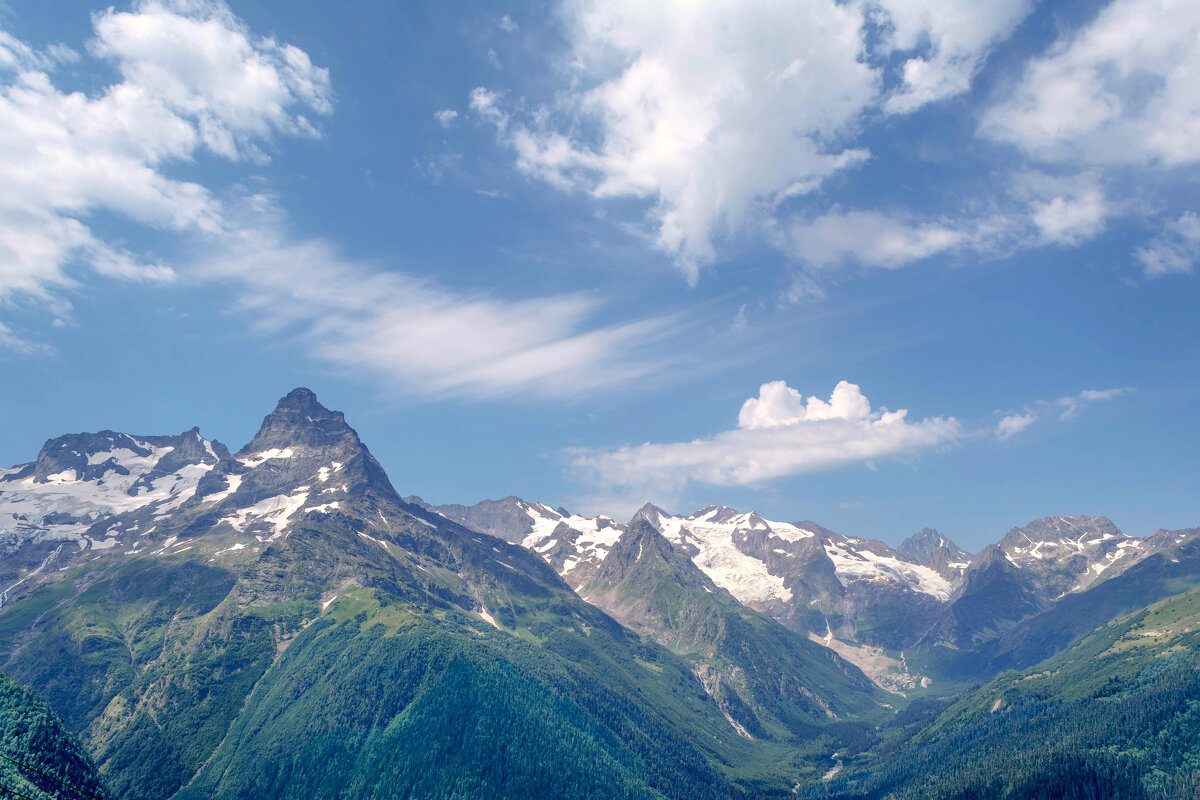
[657,513,793,605]
[520,503,623,573]
[316,462,345,482]
[0,441,213,543]
[238,448,295,467]
[823,541,952,600]
[519,500,952,605]
[204,474,243,504]
[219,491,309,540]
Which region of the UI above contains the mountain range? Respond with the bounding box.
[1,388,1197,798]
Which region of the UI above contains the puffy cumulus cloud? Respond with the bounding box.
[981,0,1200,166]
[785,210,968,268]
[738,380,873,428]
[876,0,1034,114]
[1029,193,1108,248]
[480,0,1026,282]
[0,0,330,314]
[90,0,332,159]
[570,380,960,492]
[1135,212,1200,277]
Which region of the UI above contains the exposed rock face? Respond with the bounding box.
[997,515,1140,597]
[899,527,972,583]
[429,498,954,651]
[1,389,561,611]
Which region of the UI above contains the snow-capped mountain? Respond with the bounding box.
[0,428,229,605]
[427,497,1200,691]
[428,497,954,653]
[996,515,1144,597]
[1,428,228,549]
[1,389,555,611]
[898,528,972,582]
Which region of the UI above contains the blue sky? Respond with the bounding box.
[0,0,1196,550]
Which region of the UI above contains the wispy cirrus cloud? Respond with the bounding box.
[0,1,685,396]
[995,386,1136,439]
[202,199,679,399]
[1135,212,1200,278]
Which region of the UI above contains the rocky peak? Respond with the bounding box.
[241,388,360,453]
[691,505,741,524]
[899,527,947,563]
[629,502,669,529]
[999,515,1125,551]
[591,518,716,591]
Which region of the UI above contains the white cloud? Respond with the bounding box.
[570,380,960,492]
[90,0,333,159]
[996,412,1036,439]
[1135,212,1200,277]
[1028,190,1108,247]
[786,210,967,268]
[0,0,329,312]
[738,379,873,428]
[981,0,1200,166]
[1056,387,1135,421]
[876,0,1035,114]
[490,0,881,281]
[498,15,518,33]
[996,386,1135,438]
[0,3,682,401]
[200,199,680,400]
[468,86,507,130]
[0,321,52,355]
[472,0,1028,280]
[433,108,458,127]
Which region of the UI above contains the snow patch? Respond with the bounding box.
[219,492,309,540]
[238,448,295,467]
[205,474,243,503]
[823,541,952,600]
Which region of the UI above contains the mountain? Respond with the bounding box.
[996,514,1143,597]
[820,583,1200,799]
[0,389,883,800]
[426,498,958,687]
[576,518,885,743]
[1,427,227,608]
[897,528,971,582]
[0,672,110,800]
[916,543,1048,668]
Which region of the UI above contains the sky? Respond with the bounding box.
[0,0,1196,551]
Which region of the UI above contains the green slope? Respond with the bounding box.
[817,586,1200,799]
[0,672,109,800]
[909,533,1200,687]
[580,520,886,748]
[176,586,733,800]
[0,520,823,799]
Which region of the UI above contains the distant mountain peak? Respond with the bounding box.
[241,388,358,453]
[898,527,968,565]
[630,501,669,528]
